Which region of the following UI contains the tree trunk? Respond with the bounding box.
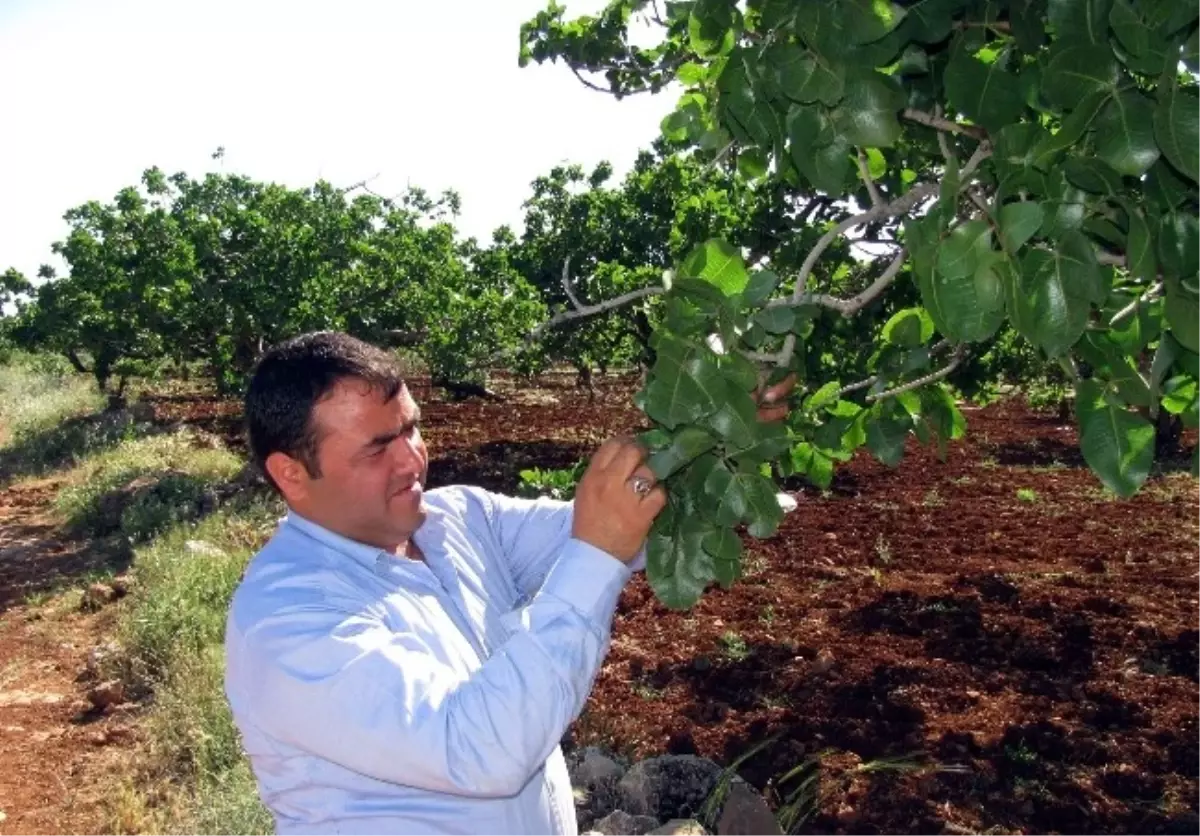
[65,349,89,374]
[1155,410,1183,458]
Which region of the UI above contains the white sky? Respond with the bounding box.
[0,0,675,282]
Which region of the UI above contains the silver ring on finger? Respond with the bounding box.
[628,474,654,498]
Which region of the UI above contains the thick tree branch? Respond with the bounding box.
[527,286,662,345]
[560,257,585,310]
[771,250,908,316]
[902,108,988,140]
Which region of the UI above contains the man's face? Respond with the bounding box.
[274,378,429,553]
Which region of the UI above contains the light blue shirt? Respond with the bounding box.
[224,485,640,835]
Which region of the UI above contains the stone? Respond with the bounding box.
[86,679,125,711]
[647,819,709,835]
[811,649,836,675]
[716,779,782,835]
[592,810,661,835]
[569,747,628,829]
[81,583,117,611]
[617,755,722,822]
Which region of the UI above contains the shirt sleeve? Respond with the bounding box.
[477,489,646,597]
[228,538,632,799]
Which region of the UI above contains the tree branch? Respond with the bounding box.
[856,151,885,208]
[528,286,662,345]
[772,249,908,316]
[866,344,969,402]
[560,257,585,310]
[902,108,988,140]
[836,340,952,399]
[1108,281,1164,326]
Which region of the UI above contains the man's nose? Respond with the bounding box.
[389,435,422,478]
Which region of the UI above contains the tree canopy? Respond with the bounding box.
[520,0,1199,606]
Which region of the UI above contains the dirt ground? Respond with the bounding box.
[0,478,139,835]
[0,371,1196,834]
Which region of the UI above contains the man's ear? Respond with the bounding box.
[265,451,310,504]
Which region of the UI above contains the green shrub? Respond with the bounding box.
[517,461,585,500]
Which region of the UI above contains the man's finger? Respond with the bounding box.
[590,436,629,472]
[609,439,648,479]
[759,372,797,405]
[757,403,790,423]
[640,485,668,517]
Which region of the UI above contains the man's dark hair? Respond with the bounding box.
[245,331,405,492]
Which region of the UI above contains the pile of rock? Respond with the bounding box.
[567,749,783,836]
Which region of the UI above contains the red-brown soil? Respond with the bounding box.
[1,372,1196,834]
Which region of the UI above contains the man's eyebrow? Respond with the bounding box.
[362,410,421,449]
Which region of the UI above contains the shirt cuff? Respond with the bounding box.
[537,538,632,624]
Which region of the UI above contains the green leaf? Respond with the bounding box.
[1093,90,1161,177]
[732,420,791,466]
[842,0,908,44]
[921,222,1006,343]
[690,0,737,58]
[1124,203,1157,283]
[1048,0,1114,44]
[829,72,905,148]
[753,305,794,334]
[1154,77,1199,185]
[787,105,852,194]
[702,460,783,537]
[1010,0,1048,51]
[769,43,845,106]
[1161,376,1198,416]
[737,148,770,179]
[866,404,909,466]
[702,526,742,566]
[678,62,708,86]
[1109,0,1173,74]
[943,43,1027,133]
[647,512,714,610]
[644,337,720,428]
[679,239,749,296]
[647,427,718,480]
[906,0,961,44]
[882,307,934,347]
[937,220,991,280]
[1031,91,1109,169]
[1165,275,1200,353]
[806,380,842,412]
[1158,211,1200,281]
[743,270,782,307]
[1020,233,1103,357]
[998,201,1044,254]
[1042,46,1119,111]
[702,381,761,449]
[791,442,835,489]
[1062,157,1123,195]
[740,470,784,538]
[1075,378,1155,497]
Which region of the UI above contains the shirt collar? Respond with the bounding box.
[280,502,448,575]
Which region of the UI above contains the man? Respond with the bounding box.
[224,331,792,835]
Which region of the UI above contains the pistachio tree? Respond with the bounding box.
[520,0,1199,607]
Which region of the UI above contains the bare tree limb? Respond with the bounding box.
[902,108,988,140]
[837,340,952,399]
[866,344,969,402]
[856,151,885,208]
[560,257,585,311]
[528,286,662,345]
[771,249,908,316]
[1108,281,1164,327]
